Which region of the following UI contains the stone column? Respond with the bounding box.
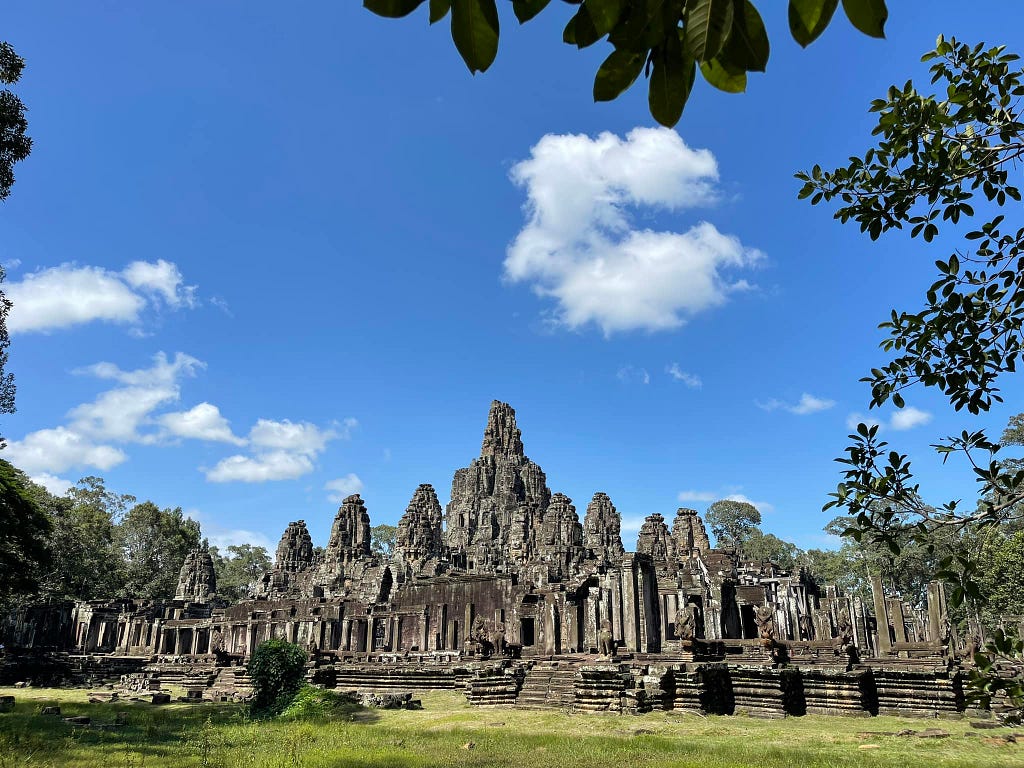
[620,557,640,652]
[665,593,678,640]
[584,587,599,652]
[610,576,624,643]
[888,599,909,644]
[704,589,722,641]
[543,597,557,655]
[926,581,945,642]
[870,575,892,654]
[564,603,578,653]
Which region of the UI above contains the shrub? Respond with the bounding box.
[247,639,307,718]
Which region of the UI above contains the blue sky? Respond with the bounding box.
[4,2,1024,553]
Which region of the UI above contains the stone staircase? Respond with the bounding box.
[332,664,471,692]
[516,662,577,710]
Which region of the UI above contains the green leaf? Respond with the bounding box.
[841,0,887,38]
[788,0,838,48]
[594,48,647,101]
[609,0,667,51]
[430,0,452,23]
[720,0,769,73]
[700,57,746,92]
[512,0,551,23]
[451,0,500,74]
[563,14,577,45]
[648,35,696,127]
[364,0,427,17]
[585,0,626,37]
[571,5,602,48]
[684,0,735,61]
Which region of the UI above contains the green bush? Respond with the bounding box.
[279,685,360,720]
[247,638,307,718]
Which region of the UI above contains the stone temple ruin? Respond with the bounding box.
[1,401,981,717]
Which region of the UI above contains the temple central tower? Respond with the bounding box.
[444,400,551,573]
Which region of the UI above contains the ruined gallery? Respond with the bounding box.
[3,402,968,717]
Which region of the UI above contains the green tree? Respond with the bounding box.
[977,530,1024,625]
[37,477,134,601]
[370,523,397,558]
[799,37,1024,716]
[363,0,888,127]
[0,459,50,603]
[248,638,308,718]
[211,544,272,603]
[742,530,798,569]
[117,501,201,599]
[704,499,761,547]
[0,42,31,201]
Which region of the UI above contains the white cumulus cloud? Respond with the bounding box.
[6,426,127,475]
[206,418,348,484]
[206,451,315,483]
[890,406,933,431]
[122,259,196,308]
[325,474,364,503]
[757,393,835,415]
[160,403,246,445]
[505,127,762,335]
[29,473,75,496]
[846,407,932,432]
[7,260,197,334]
[666,363,702,389]
[69,352,203,443]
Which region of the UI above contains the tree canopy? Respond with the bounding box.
[800,36,1024,717]
[118,501,201,600]
[371,524,398,558]
[210,544,273,603]
[0,41,31,201]
[704,498,761,546]
[363,0,889,126]
[0,459,50,602]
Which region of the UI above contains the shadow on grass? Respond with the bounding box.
[0,694,380,765]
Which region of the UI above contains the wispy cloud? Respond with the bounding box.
[666,363,702,389]
[678,489,775,514]
[617,365,650,385]
[325,474,364,503]
[757,393,835,415]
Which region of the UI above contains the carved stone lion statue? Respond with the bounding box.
[597,619,615,657]
[674,606,695,643]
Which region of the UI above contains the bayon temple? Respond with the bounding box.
[2,402,977,717]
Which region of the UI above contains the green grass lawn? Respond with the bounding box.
[0,686,1021,768]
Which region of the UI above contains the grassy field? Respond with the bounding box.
[0,686,1021,768]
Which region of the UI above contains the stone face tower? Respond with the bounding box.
[444,401,552,573]
[536,493,585,581]
[583,492,625,565]
[275,520,315,572]
[636,513,676,562]
[393,484,445,577]
[324,494,372,568]
[175,547,217,602]
[672,507,711,556]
